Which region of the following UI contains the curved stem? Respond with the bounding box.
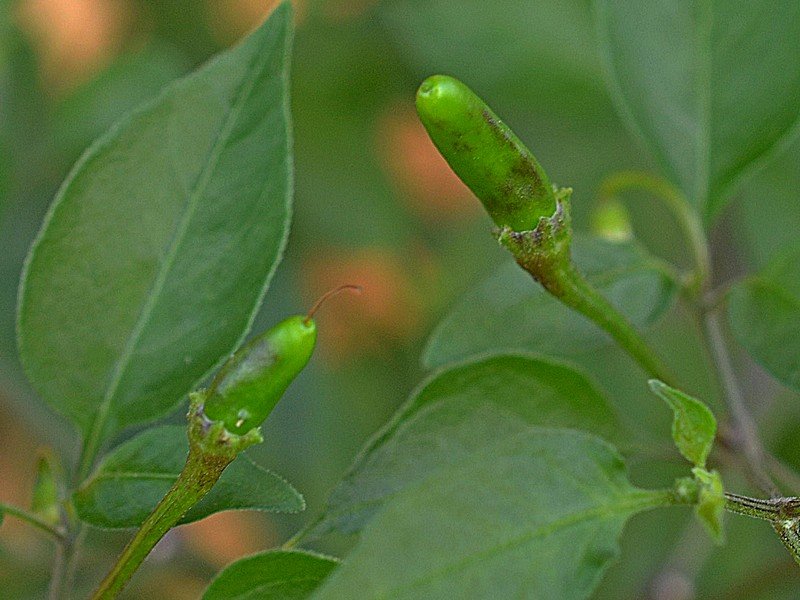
[91,446,232,599]
[605,169,784,496]
[599,171,711,288]
[0,502,65,542]
[554,262,674,384]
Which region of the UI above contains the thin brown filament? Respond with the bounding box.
[304,284,363,324]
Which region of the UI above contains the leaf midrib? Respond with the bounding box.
[81,38,272,466]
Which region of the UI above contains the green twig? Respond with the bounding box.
[91,444,232,599]
[606,170,782,496]
[500,191,674,385]
[551,261,673,383]
[0,502,65,542]
[91,396,261,599]
[723,493,783,521]
[724,493,800,565]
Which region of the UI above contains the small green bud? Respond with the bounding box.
[415,74,556,231]
[591,197,633,242]
[31,448,62,527]
[203,315,316,435]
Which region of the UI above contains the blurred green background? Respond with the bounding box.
[1,0,798,598]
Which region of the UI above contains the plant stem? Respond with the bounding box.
[553,262,674,384]
[627,174,784,497]
[599,171,711,287]
[502,192,674,385]
[52,525,87,600]
[48,428,99,600]
[0,502,65,541]
[91,396,261,599]
[724,492,800,565]
[91,445,232,599]
[723,493,783,520]
[701,310,778,497]
[48,542,67,600]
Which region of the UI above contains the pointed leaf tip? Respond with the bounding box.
[649,380,716,469]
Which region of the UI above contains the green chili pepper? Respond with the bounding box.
[415,75,556,231]
[202,285,361,434]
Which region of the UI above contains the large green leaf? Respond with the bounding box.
[73,425,303,528]
[423,237,676,369]
[728,246,800,392]
[308,353,617,539]
[203,550,338,600]
[594,0,800,221]
[17,4,293,453]
[313,428,669,600]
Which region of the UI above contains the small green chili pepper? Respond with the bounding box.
[202,285,361,434]
[415,74,556,231]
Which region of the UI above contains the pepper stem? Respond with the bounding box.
[499,191,673,384]
[91,395,262,599]
[305,284,362,324]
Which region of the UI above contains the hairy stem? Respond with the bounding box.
[723,493,783,520]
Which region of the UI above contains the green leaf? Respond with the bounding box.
[308,353,617,539]
[728,247,800,392]
[649,380,716,468]
[313,428,669,600]
[31,449,61,527]
[203,550,338,600]
[693,467,725,544]
[735,136,800,271]
[594,0,800,221]
[17,3,293,452]
[73,425,303,528]
[424,237,676,369]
